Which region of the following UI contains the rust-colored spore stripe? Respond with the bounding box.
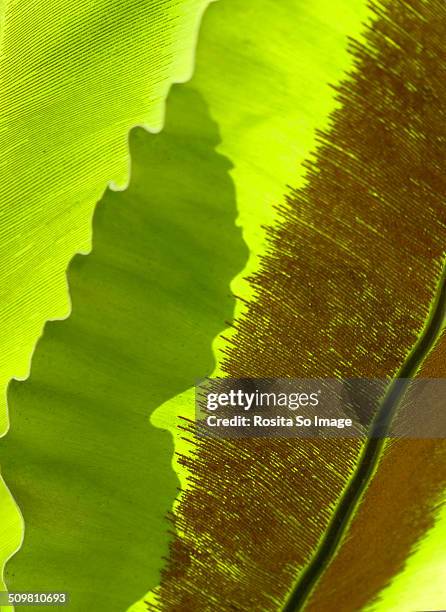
[152,0,446,610]
[283,264,446,611]
[306,331,446,612]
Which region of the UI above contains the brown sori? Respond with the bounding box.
[151,1,446,610]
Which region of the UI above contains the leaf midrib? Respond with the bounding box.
[282,261,446,612]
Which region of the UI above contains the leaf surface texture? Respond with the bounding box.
[153,1,446,609]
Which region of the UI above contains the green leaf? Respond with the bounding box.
[153,1,446,609]
[0,0,371,602]
[0,84,247,611]
[0,0,209,434]
[151,0,371,511]
[0,0,209,598]
[191,0,370,305]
